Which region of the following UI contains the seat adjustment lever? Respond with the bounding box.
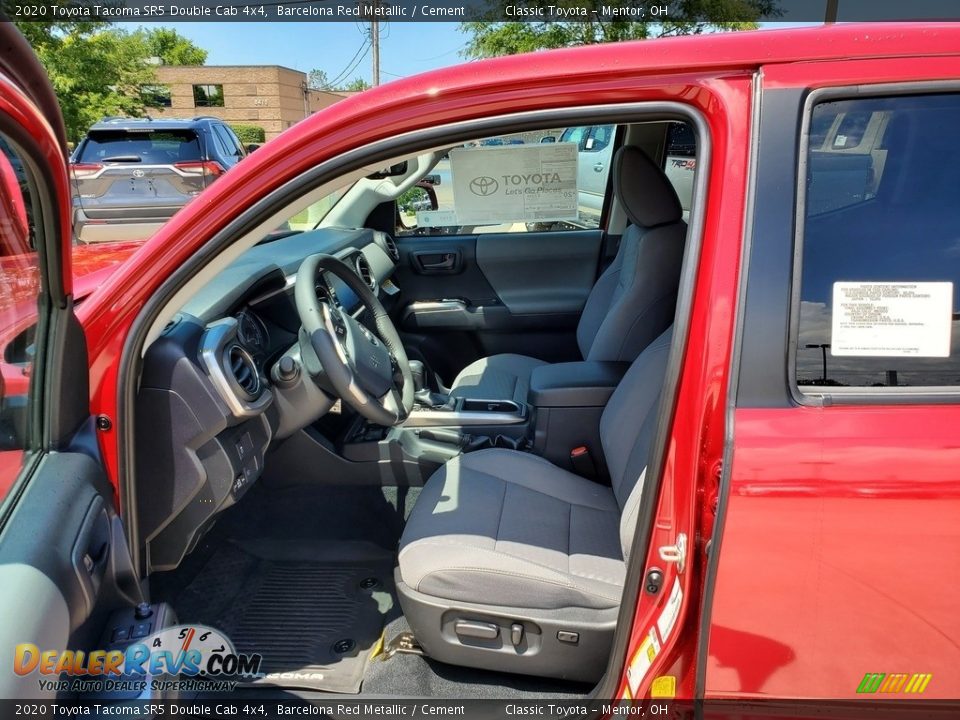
[455,620,499,640]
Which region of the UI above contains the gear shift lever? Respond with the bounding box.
[408,359,453,408]
[408,360,427,393]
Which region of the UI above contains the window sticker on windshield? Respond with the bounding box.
[449,143,578,225]
[831,282,953,357]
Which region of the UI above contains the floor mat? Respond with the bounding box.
[166,539,396,694]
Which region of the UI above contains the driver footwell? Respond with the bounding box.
[154,538,397,694]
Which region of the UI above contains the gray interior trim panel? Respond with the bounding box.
[475,230,602,314]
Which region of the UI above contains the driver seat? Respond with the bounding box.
[447,146,685,404]
[396,325,673,682]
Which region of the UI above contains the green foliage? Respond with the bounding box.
[138,27,208,65]
[308,70,370,92]
[341,78,372,92]
[398,186,431,214]
[308,69,331,90]
[13,18,207,143]
[460,0,779,58]
[230,124,266,145]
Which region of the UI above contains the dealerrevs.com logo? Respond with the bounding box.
[14,625,262,694]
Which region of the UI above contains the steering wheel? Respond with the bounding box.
[295,253,414,426]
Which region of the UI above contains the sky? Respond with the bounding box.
[119,21,822,88]
[120,22,470,87]
[114,0,960,85]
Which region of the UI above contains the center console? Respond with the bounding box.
[264,359,627,492]
[528,360,629,478]
[404,397,528,428]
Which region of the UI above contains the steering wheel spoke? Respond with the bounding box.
[296,253,414,427]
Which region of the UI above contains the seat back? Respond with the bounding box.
[576,146,686,363]
[599,325,673,559]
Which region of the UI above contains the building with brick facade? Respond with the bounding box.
[144,65,353,141]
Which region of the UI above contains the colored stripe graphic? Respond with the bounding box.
[857,672,931,694]
[857,673,885,693]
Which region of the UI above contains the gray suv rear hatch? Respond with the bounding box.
[71,127,213,223]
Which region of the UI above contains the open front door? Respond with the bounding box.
[0,26,141,700]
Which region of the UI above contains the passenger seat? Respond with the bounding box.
[448,146,687,403]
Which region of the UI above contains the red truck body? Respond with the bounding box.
[0,22,957,708]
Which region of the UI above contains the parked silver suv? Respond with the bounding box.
[70,117,250,243]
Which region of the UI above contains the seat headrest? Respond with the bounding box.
[612,145,683,228]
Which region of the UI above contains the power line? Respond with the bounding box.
[325,40,371,88]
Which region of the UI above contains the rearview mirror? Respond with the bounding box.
[367,161,409,180]
[540,136,557,144]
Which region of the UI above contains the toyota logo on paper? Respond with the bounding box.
[469,176,499,196]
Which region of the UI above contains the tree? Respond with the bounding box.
[13,18,207,143]
[341,78,372,92]
[308,69,331,90]
[138,27,208,65]
[308,72,370,92]
[460,0,780,58]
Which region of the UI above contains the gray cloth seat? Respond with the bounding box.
[397,326,674,681]
[448,146,686,403]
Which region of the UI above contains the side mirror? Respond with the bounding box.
[540,136,556,144]
[245,143,261,154]
[423,174,441,186]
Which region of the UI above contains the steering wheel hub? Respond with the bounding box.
[295,253,414,426]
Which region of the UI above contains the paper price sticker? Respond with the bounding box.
[831,282,953,357]
[450,143,578,225]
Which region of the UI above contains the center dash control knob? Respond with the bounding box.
[274,355,300,387]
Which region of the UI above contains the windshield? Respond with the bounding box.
[271,185,350,236]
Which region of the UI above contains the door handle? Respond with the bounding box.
[593,162,605,172]
[412,250,461,275]
[422,254,456,270]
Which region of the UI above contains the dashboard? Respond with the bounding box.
[135,226,399,573]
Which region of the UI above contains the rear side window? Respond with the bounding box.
[795,93,960,390]
[213,125,242,158]
[78,130,201,164]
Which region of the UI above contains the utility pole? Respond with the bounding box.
[371,18,380,86]
[825,0,838,23]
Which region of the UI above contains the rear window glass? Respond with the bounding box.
[78,130,201,164]
[795,93,960,389]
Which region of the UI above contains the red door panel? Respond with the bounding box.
[705,55,960,702]
[708,406,960,698]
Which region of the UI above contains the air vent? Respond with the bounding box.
[225,344,260,400]
[355,254,376,290]
[383,234,399,262]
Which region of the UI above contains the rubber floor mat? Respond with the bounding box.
[167,540,396,694]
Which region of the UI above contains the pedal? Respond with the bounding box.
[379,632,425,660]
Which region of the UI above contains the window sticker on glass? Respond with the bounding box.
[415,209,458,227]
[831,282,953,357]
[449,143,578,225]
